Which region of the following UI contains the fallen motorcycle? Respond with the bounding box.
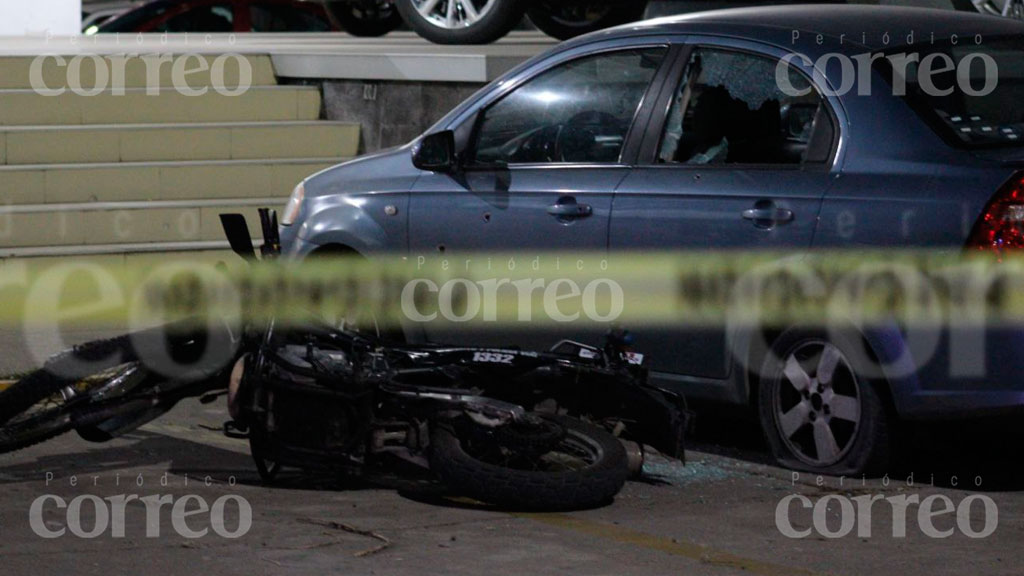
[0,209,689,510]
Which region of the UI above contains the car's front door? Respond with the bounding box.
[610,42,841,391]
[410,46,670,345]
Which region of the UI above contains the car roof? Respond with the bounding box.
[584,5,1024,53]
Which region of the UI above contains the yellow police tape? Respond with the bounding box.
[0,250,1022,328]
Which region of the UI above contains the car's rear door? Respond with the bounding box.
[610,39,843,392]
[409,43,675,345]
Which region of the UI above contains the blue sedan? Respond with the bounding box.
[278,5,1024,474]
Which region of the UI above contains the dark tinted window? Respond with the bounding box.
[154,4,234,32]
[884,38,1024,148]
[658,48,833,165]
[472,48,667,165]
[250,3,331,32]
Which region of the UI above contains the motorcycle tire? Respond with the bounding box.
[250,434,283,483]
[429,413,629,510]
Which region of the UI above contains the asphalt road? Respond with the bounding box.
[1,326,1021,575]
[0,390,1020,576]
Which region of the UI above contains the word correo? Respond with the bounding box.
[401,277,625,323]
[776,493,998,539]
[30,493,252,539]
[777,51,998,98]
[29,53,253,97]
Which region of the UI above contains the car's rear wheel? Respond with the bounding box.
[758,329,890,476]
[527,1,646,40]
[395,0,526,44]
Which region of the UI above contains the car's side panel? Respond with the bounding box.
[611,37,842,392]
[289,147,418,258]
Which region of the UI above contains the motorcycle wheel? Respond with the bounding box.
[527,1,646,40]
[250,436,283,483]
[429,413,629,510]
[327,1,404,37]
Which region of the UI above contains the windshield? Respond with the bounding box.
[884,37,1024,148]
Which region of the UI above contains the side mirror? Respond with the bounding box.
[412,130,457,173]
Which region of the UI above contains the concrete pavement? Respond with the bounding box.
[0,392,1019,576]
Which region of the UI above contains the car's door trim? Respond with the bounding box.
[637,43,694,165]
[619,43,686,165]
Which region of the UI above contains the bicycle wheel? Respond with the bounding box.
[0,361,142,453]
[0,335,139,427]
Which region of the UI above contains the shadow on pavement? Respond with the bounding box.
[685,400,1024,491]
[0,431,256,485]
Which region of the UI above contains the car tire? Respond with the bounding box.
[757,329,891,476]
[395,0,527,44]
[527,1,647,40]
[327,1,404,37]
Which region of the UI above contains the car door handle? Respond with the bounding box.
[742,206,794,227]
[547,199,593,219]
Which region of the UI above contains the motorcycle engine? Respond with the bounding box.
[257,344,371,455]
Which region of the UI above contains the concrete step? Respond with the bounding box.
[0,86,321,126]
[0,202,275,250]
[2,248,244,269]
[0,121,359,165]
[0,158,342,205]
[0,54,278,90]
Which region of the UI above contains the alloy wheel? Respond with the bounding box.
[410,0,498,29]
[772,341,862,467]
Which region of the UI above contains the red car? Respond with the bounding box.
[97,0,345,33]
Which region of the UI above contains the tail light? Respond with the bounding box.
[966,172,1024,255]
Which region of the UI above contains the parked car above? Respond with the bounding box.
[95,0,340,33]
[90,0,998,43]
[276,6,1024,475]
[82,0,146,33]
[354,0,983,44]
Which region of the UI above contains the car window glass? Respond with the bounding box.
[473,48,667,165]
[658,48,832,165]
[250,3,331,32]
[881,38,1024,148]
[155,4,234,32]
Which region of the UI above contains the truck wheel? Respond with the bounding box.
[758,329,891,476]
[395,0,526,44]
[527,1,646,40]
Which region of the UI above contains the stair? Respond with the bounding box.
[0,53,358,259]
[0,122,358,165]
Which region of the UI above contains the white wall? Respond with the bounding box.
[0,0,82,36]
